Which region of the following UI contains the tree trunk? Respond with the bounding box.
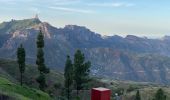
[20,72,22,86]
[19,64,23,86]
[76,86,79,97]
[68,87,70,100]
[67,81,70,100]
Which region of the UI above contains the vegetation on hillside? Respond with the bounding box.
[73,50,91,96]
[64,55,73,100]
[135,90,141,100]
[17,44,26,86]
[0,28,170,100]
[0,58,63,99]
[153,88,167,100]
[0,77,51,100]
[1,58,170,100]
[36,29,50,91]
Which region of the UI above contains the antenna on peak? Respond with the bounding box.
[34,14,39,19]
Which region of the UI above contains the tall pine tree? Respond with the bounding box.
[135,90,141,100]
[153,88,166,100]
[73,50,91,96]
[36,29,49,91]
[64,55,73,100]
[17,44,26,86]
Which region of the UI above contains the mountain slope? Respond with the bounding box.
[0,58,64,99]
[1,18,170,84]
[0,77,51,100]
[1,59,170,100]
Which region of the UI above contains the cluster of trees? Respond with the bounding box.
[64,50,91,99]
[16,29,167,100]
[17,29,50,91]
[134,88,167,100]
[153,88,166,100]
[17,29,91,99]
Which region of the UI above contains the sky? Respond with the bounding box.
[0,0,170,38]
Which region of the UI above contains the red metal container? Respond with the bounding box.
[91,87,111,100]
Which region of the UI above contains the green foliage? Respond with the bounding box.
[36,74,47,91]
[36,30,49,91]
[17,44,26,86]
[127,85,139,93]
[73,50,91,95]
[0,58,64,99]
[112,88,124,96]
[36,48,44,66]
[64,55,73,100]
[135,90,141,100]
[153,88,166,100]
[75,96,81,100]
[36,30,44,48]
[17,44,26,74]
[2,58,170,100]
[0,77,51,100]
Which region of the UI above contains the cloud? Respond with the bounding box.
[29,7,41,14]
[0,0,36,5]
[0,0,17,5]
[88,2,135,7]
[0,0,34,2]
[54,2,77,6]
[49,6,93,13]
[42,0,80,6]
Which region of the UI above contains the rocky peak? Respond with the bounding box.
[38,22,52,38]
[64,25,86,30]
[125,35,145,41]
[0,17,42,34]
[162,35,170,41]
[103,35,123,40]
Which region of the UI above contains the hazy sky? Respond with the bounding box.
[0,0,170,38]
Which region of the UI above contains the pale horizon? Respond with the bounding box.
[1,0,170,38]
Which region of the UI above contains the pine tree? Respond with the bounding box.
[64,55,73,100]
[153,88,166,100]
[17,44,26,86]
[135,90,141,100]
[73,50,91,96]
[36,29,49,91]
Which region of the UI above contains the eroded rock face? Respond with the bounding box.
[1,18,170,84]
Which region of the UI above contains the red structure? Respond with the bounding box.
[91,87,111,100]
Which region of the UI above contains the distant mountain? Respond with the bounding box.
[1,17,170,84]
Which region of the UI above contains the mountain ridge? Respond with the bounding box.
[1,17,169,39]
[1,18,170,84]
